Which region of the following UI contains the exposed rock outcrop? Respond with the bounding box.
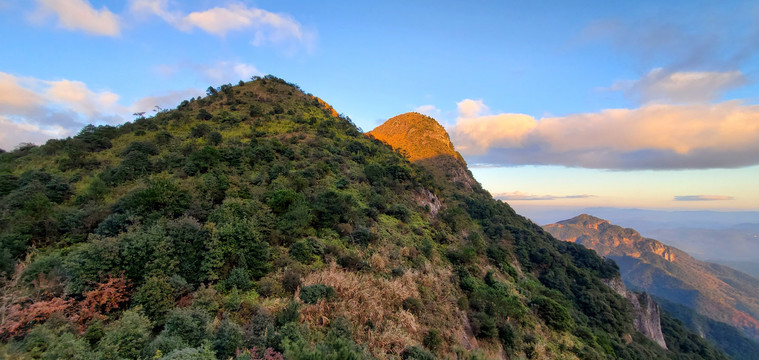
[603,277,668,349]
[368,112,477,190]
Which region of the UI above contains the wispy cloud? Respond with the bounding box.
[130,0,315,51]
[154,60,262,86]
[32,0,120,36]
[414,105,441,118]
[674,195,734,201]
[581,13,759,72]
[610,68,748,104]
[493,191,595,201]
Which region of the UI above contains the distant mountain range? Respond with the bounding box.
[544,214,759,358]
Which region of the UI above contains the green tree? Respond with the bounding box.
[213,316,243,359]
[132,276,174,325]
[97,309,152,360]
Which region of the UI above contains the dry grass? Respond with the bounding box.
[299,262,470,358]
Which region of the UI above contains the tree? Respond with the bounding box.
[97,308,151,360]
[132,276,174,325]
[213,316,243,359]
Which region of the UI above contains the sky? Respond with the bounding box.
[1,0,758,214]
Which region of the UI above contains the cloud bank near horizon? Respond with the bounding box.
[674,195,735,201]
[493,191,595,201]
[450,70,759,170]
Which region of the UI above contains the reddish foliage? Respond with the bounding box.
[73,274,131,326]
[0,274,131,338]
[0,297,71,338]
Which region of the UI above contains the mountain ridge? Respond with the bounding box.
[545,214,759,358]
[0,76,728,359]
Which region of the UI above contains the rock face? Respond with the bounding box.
[603,277,667,349]
[367,112,465,163]
[545,214,759,342]
[368,112,477,190]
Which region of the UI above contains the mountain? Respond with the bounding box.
[645,225,759,270]
[367,112,465,164]
[545,214,759,357]
[0,77,726,359]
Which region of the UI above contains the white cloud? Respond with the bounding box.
[33,0,120,36]
[44,79,123,117]
[0,73,44,112]
[453,99,537,154]
[0,71,203,149]
[0,116,69,150]
[451,99,759,169]
[612,68,748,104]
[130,1,314,50]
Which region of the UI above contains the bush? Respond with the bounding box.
[423,329,442,352]
[224,268,253,291]
[213,316,243,359]
[299,284,336,304]
[470,312,497,339]
[97,309,152,360]
[163,346,216,360]
[401,345,435,360]
[282,269,302,294]
[402,297,423,315]
[163,308,212,347]
[132,276,174,325]
[276,302,300,326]
[387,204,411,222]
[530,295,573,331]
[196,109,213,121]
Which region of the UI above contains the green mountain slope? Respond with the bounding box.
[656,297,759,360]
[0,76,726,359]
[545,214,759,358]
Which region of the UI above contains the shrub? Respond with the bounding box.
[97,309,152,360]
[470,312,497,339]
[132,276,174,325]
[163,308,212,347]
[213,316,243,359]
[530,295,573,331]
[224,268,253,291]
[196,109,213,121]
[163,346,217,360]
[423,329,442,352]
[282,269,302,294]
[290,240,317,264]
[299,284,336,304]
[402,297,423,315]
[387,204,411,222]
[276,302,301,326]
[401,345,435,360]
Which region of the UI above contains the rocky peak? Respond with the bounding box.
[367,112,465,164]
[557,214,610,229]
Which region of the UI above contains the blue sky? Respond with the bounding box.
[1,0,758,212]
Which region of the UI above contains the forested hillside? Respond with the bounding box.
[0,76,726,359]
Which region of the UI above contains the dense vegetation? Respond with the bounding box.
[0,76,727,359]
[657,297,759,360]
